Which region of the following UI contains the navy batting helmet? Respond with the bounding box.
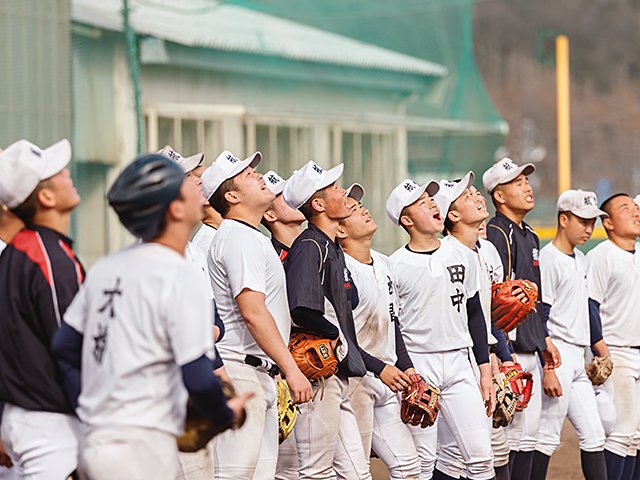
[107,154,184,241]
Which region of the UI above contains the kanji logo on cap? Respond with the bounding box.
[0,139,72,209]
[201,150,262,200]
[557,189,607,219]
[386,178,440,225]
[482,157,535,194]
[263,170,286,196]
[282,161,344,210]
[433,171,475,217]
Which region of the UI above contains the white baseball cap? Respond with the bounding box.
[157,145,203,173]
[433,171,475,217]
[201,150,262,200]
[386,179,440,225]
[557,189,607,219]
[346,183,365,202]
[263,170,286,196]
[282,161,344,210]
[634,194,640,207]
[0,139,72,209]
[482,157,535,194]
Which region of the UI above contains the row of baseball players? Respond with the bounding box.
[0,137,638,480]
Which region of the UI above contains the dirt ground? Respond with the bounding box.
[371,420,582,479]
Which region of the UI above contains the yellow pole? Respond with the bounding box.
[556,35,571,194]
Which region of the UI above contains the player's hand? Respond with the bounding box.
[490,353,500,376]
[0,440,12,468]
[479,365,496,416]
[513,286,528,302]
[214,366,233,385]
[541,338,562,368]
[379,365,411,393]
[284,367,313,404]
[593,339,610,358]
[227,391,255,427]
[543,369,563,397]
[213,325,222,342]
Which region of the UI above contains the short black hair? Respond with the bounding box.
[209,178,236,217]
[299,190,324,221]
[11,180,50,224]
[600,193,629,218]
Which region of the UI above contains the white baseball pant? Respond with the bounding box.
[535,339,605,456]
[601,346,640,457]
[78,425,177,480]
[176,439,216,480]
[213,362,278,480]
[348,373,420,479]
[504,352,542,452]
[274,429,297,480]
[435,358,508,478]
[294,374,371,479]
[1,403,79,479]
[409,350,494,480]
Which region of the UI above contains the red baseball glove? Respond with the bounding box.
[400,374,440,428]
[491,279,538,333]
[499,363,534,411]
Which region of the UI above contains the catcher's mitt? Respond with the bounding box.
[400,374,440,428]
[288,332,338,382]
[499,363,533,412]
[277,380,298,444]
[586,356,613,386]
[491,279,539,333]
[492,372,518,428]
[177,379,242,453]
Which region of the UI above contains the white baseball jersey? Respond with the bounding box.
[185,240,213,299]
[587,240,640,347]
[192,224,217,259]
[345,250,398,365]
[389,237,479,353]
[0,238,6,255]
[445,236,497,345]
[540,243,589,346]
[209,219,291,364]
[477,238,504,284]
[64,242,214,436]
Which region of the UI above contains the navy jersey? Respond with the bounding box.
[486,211,546,353]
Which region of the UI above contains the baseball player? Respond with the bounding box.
[281,161,372,479]
[433,175,514,480]
[482,158,561,480]
[192,160,224,261]
[51,153,249,479]
[0,139,83,478]
[206,150,312,480]
[335,183,421,479]
[260,170,305,480]
[262,170,306,261]
[529,190,607,480]
[586,193,640,480]
[386,178,494,480]
[157,145,224,480]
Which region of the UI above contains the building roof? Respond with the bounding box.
[72,0,447,78]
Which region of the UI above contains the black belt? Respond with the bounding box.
[244,355,280,377]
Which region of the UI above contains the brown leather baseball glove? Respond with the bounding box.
[400,373,440,428]
[491,279,539,333]
[288,331,338,383]
[586,356,613,386]
[492,371,518,428]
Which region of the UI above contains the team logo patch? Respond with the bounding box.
[267,174,279,184]
[312,164,323,175]
[318,344,331,360]
[403,181,417,192]
[502,160,515,171]
[226,153,239,164]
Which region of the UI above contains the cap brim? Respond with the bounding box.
[40,139,72,180]
[268,181,286,196]
[181,152,204,173]
[228,151,262,180]
[573,207,608,219]
[500,163,535,188]
[346,183,364,202]
[317,163,344,191]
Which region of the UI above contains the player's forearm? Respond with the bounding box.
[491,323,513,363]
[592,340,610,357]
[466,293,490,365]
[588,298,604,346]
[393,322,414,371]
[243,308,300,376]
[290,307,340,340]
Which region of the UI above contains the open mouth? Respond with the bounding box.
[525,194,534,202]
[433,211,441,221]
